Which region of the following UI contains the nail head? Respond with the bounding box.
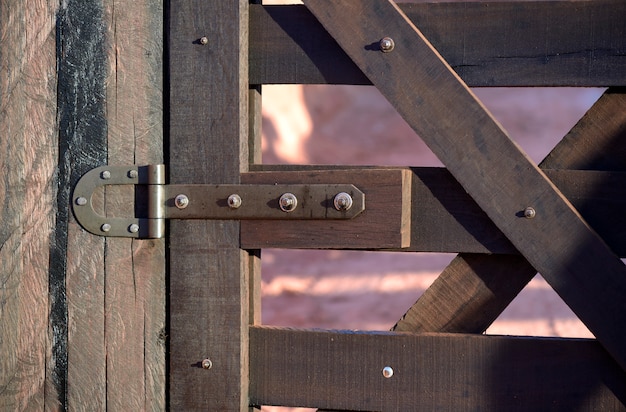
[382,366,394,378]
[175,194,189,209]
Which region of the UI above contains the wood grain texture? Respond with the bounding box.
[241,169,411,249]
[168,1,254,410]
[249,1,626,86]
[395,88,626,334]
[304,0,626,371]
[250,327,626,411]
[102,0,165,409]
[0,0,58,409]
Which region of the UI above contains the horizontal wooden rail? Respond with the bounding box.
[242,167,626,255]
[249,326,626,411]
[249,1,626,87]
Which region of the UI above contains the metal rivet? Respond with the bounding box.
[279,193,298,212]
[333,192,353,211]
[382,366,394,378]
[524,207,536,219]
[379,37,395,53]
[101,223,112,232]
[199,36,209,45]
[128,224,140,233]
[101,170,111,180]
[201,359,212,370]
[128,169,138,179]
[227,194,242,209]
[75,197,88,206]
[174,194,189,209]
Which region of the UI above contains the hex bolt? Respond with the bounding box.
[75,197,88,206]
[227,194,242,209]
[382,366,394,378]
[174,194,190,209]
[128,223,140,233]
[128,169,138,179]
[101,170,111,180]
[333,192,353,211]
[201,358,213,370]
[524,207,536,219]
[279,193,298,212]
[379,37,395,53]
[101,223,112,232]
[199,36,209,45]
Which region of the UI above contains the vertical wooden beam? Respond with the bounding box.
[168,1,253,410]
[0,0,58,409]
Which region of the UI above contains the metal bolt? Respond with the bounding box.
[128,223,140,233]
[201,358,212,370]
[382,366,394,378]
[174,194,189,209]
[379,37,395,53]
[101,223,112,232]
[199,36,209,45]
[75,197,88,206]
[524,207,536,219]
[227,194,242,209]
[101,170,111,180]
[128,169,138,179]
[279,193,298,212]
[333,192,353,211]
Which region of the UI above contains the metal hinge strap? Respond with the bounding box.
[72,165,365,239]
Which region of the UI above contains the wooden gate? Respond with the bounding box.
[2,0,626,410]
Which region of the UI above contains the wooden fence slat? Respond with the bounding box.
[249,327,626,411]
[168,1,255,410]
[249,2,626,87]
[395,88,626,334]
[303,0,626,371]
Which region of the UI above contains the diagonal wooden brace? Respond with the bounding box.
[303,0,626,371]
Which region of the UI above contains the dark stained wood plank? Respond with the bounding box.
[241,169,411,249]
[168,1,255,410]
[395,88,626,334]
[303,0,626,370]
[249,1,626,86]
[0,1,58,409]
[102,0,165,408]
[250,327,626,411]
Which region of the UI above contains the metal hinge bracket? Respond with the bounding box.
[72,165,365,239]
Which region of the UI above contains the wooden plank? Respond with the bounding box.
[241,169,411,249]
[304,0,626,371]
[0,1,58,409]
[249,327,626,411]
[395,88,626,334]
[168,1,255,410]
[249,1,626,87]
[102,0,165,409]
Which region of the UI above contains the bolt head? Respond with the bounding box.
[101,170,111,180]
[333,192,353,211]
[128,169,138,179]
[201,359,212,370]
[382,366,394,378]
[174,194,189,209]
[524,207,536,219]
[75,197,88,206]
[199,36,209,45]
[128,223,140,233]
[279,193,298,212]
[227,194,242,209]
[380,37,395,52]
[101,223,112,232]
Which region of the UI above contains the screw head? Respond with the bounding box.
[382,366,394,378]
[128,169,138,179]
[379,37,395,52]
[227,194,242,209]
[333,192,353,211]
[199,36,209,45]
[279,193,298,212]
[75,197,88,206]
[128,223,140,233]
[524,207,536,219]
[174,194,189,209]
[101,170,111,180]
[101,223,112,232]
[201,358,212,370]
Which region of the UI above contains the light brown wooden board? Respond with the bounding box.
[168,1,257,410]
[0,1,58,409]
[249,2,626,86]
[303,0,626,372]
[249,327,626,411]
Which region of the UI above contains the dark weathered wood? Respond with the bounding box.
[241,169,411,249]
[168,1,255,410]
[249,2,626,86]
[250,327,626,411]
[395,88,626,334]
[304,0,626,371]
[0,1,58,409]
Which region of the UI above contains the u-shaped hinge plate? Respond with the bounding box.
[72,165,366,239]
